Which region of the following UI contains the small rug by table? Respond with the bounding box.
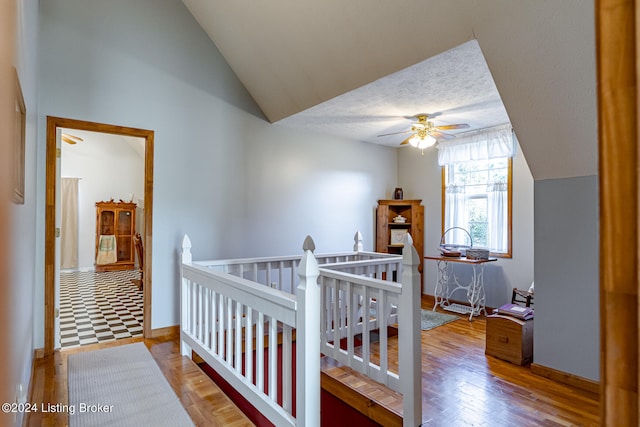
[67,342,194,427]
[421,309,459,331]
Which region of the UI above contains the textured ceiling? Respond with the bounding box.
[182,0,597,179]
[276,40,510,147]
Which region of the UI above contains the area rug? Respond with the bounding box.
[67,342,194,427]
[421,309,459,331]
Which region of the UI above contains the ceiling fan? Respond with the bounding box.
[378,114,470,149]
[62,133,83,145]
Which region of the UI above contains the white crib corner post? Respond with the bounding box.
[180,235,193,357]
[353,230,363,252]
[399,234,422,427]
[296,236,321,427]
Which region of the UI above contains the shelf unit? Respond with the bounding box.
[95,200,137,272]
[376,199,424,274]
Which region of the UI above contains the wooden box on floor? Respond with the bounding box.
[485,314,533,365]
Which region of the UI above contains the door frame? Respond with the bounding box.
[45,116,154,356]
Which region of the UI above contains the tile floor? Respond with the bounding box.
[59,270,143,349]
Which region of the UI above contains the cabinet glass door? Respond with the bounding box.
[118,210,132,234]
[117,210,132,262]
[100,210,115,235]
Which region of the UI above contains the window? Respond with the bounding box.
[438,124,514,258]
[442,157,512,257]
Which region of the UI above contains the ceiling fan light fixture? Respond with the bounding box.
[410,134,436,149]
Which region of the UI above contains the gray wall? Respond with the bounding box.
[534,175,599,380]
[37,0,397,345]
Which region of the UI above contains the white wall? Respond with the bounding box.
[61,131,145,269]
[397,139,535,308]
[37,0,397,340]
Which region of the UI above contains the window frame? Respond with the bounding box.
[441,157,513,258]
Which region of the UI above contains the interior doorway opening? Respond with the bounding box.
[45,116,154,356]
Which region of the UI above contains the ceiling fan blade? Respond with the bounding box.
[435,124,470,131]
[429,130,456,140]
[62,135,77,145]
[377,130,413,137]
[399,134,415,145]
[62,133,84,144]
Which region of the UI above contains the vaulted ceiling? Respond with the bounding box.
[182,0,597,180]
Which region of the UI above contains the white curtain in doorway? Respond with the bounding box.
[61,178,80,269]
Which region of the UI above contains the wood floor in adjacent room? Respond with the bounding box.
[26,299,600,427]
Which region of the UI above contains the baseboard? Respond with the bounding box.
[149,325,179,339]
[34,348,45,359]
[531,363,600,395]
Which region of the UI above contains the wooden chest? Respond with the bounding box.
[485,314,533,365]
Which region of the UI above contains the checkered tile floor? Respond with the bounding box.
[59,270,143,349]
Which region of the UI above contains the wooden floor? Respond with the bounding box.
[322,296,600,426]
[26,299,600,427]
[25,335,254,427]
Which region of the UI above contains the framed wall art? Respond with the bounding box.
[12,67,25,204]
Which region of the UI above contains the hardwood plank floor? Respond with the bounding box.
[25,335,254,427]
[322,296,600,426]
[26,299,600,427]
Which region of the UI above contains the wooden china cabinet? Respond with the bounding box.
[95,200,136,272]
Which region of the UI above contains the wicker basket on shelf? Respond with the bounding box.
[466,248,490,260]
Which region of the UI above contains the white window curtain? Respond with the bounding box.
[61,177,80,269]
[487,182,508,252]
[439,124,514,253]
[443,184,468,245]
[438,124,514,166]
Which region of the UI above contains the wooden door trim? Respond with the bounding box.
[596,0,638,424]
[45,116,154,355]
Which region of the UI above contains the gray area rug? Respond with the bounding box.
[67,342,194,427]
[421,309,459,330]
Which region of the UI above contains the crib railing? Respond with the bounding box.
[180,233,421,427]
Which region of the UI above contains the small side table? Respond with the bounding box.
[425,255,497,321]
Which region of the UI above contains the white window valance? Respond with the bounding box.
[437,124,515,166]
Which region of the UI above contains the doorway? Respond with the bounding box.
[45,116,154,356]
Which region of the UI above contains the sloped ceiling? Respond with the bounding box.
[182,0,596,180]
